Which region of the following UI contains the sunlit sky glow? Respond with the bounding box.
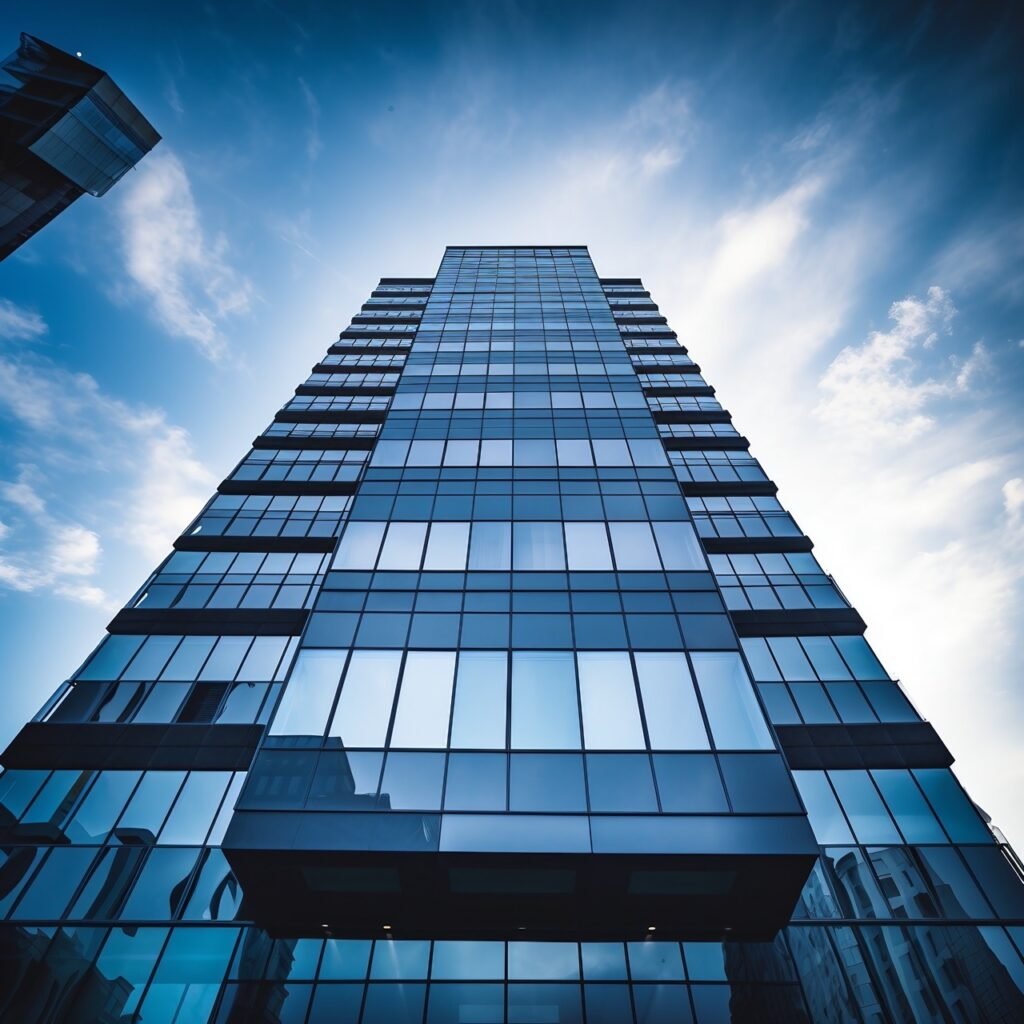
[1,0,1023,841]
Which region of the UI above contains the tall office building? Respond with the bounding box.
[0,33,159,261]
[1,246,1022,1022]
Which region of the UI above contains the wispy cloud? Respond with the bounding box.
[624,82,694,177]
[298,77,323,161]
[0,299,48,342]
[117,150,254,360]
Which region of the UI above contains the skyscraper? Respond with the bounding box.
[1,245,1022,1022]
[0,33,159,261]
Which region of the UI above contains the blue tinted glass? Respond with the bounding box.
[586,754,658,811]
[691,652,772,750]
[766,638,815,681]
[159,771,230,844]
[653,754,728,812]
[0,769,49,820]
[871,770,945,843]
[792,772,854,844]
[510,754,586,812]
[828,771,900,844]
[427,983,504,1023]
[508,983,582,1023]
[319,940,372,980]
[161,636,216,681]
[632,983,693,1023]
[635,652,708,749]
[66,771,140,843]
[307,983,364,1023]
[719,754,800,812]
[199,635,251,680]
[272,648,346,738]
[123,635,181,680]
[627,941,685,980]
[450,651,507,748]
[683,942,727,980]
[95,927,168,1015]
[120,847,200,919]
[361,982,427,1024]
[77,635,145,680]
[508,942,579,980]
[833,635,887,679]
[511,651,580,748]
[369,940,430,979]
[584,983,634,1023]
[380,753,445,810]
[800,637,852,680]
[581,942,628,979]
[117,771,184,839]
[913,769,991,842]
[430,941,505,979]
[740,638,781,681]
[308,751,382,809]
[445,754,506,811]
[577,651,644,749]
[10,847,96,919]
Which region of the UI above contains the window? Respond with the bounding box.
[511,651,580,748]
[513,522,565,570]
[423,522,469,570]
[391,651,456,748]
[577,652,644,749]
[564,522,612,570]
[329,651,401,747]
[690,652,772,750]
[333,522,386,570]
[634,653,709,750]
[270,650,346,738]
[450,652,507,748]
[608,522,660,570]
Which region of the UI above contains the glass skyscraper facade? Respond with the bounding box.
[1,245,1022,1022]
[0,33,159,261]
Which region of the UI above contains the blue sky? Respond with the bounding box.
[1,0,1023,840]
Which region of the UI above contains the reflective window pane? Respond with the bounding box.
[635,653,709,750]
[391,651,456,748]
[270,649,346,738]
[329,650,401,746]
[691,652,773,750]
[450,652,507,749]
[511,651,580,749]
[577,651,644,749]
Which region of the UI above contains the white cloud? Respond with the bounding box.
[0,476,108,606]
[0,350,216,604]
[0,299,48,341]
[48,523,101,577]
[815,286,970,442]
[123,424,218,560]
[117,150,254,360]
[1004,477,1024,528]
[705,177,825,298]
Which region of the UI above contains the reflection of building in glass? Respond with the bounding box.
[1,246,1022,1021]
[0,33,159,259]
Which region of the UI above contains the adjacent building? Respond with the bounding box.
[1,245,1022,1022]
[0,33,159,261]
